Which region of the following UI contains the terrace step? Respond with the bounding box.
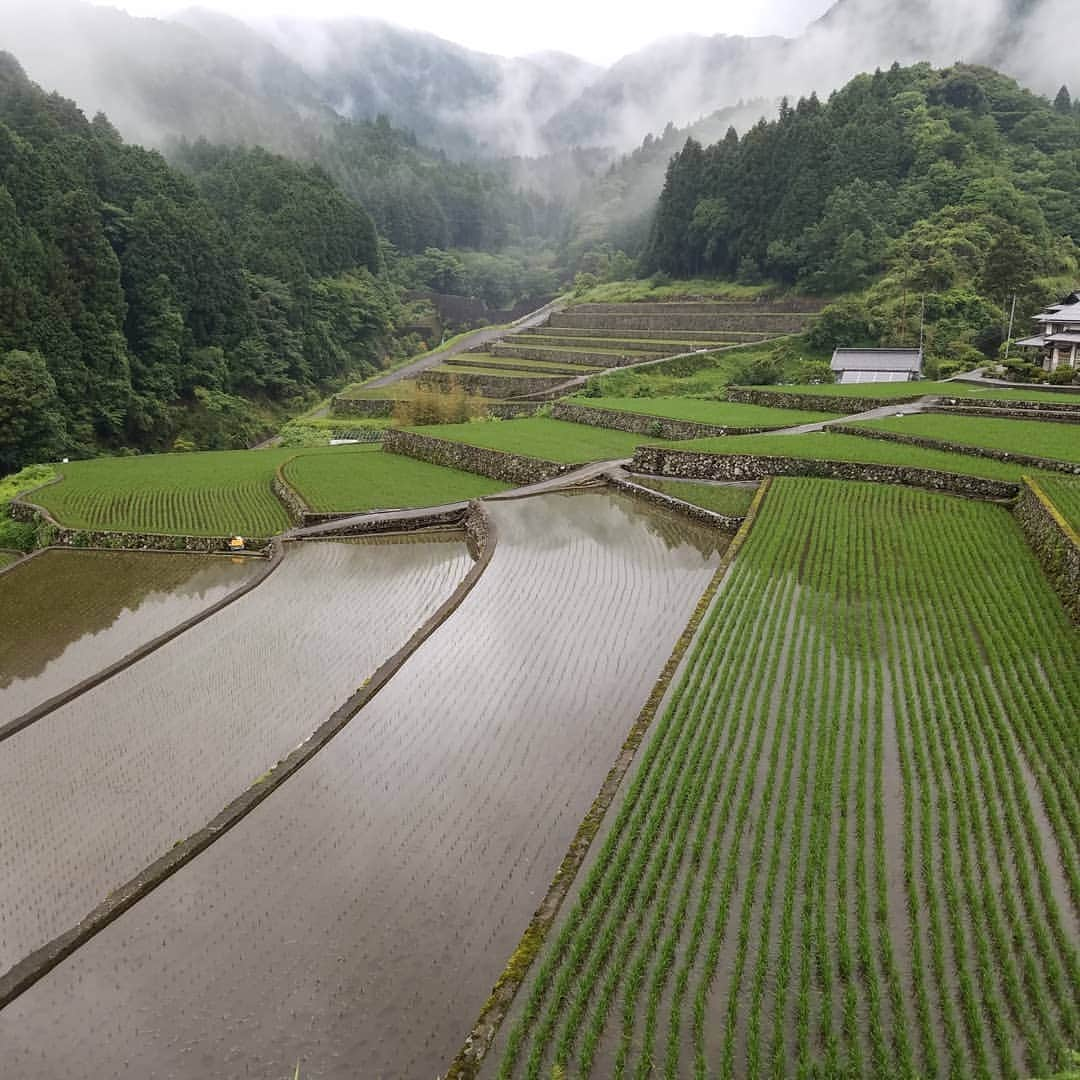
[418,368,574,399]
[515,332,711,354]
[532,326,766,343]
[488,342,665,367]
[443,356,585,376]
[549,311,812,333]
[569,300,825,315]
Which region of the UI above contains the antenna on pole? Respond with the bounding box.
[1003,294,1017,361]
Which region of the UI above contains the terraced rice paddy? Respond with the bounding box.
[854,414,1080,464]
[680,431,1060,483]
[1037,475,1080,531]
[33,448,298,536]
[495,478,1080,1079]
[574,396,837,427]
[448,354,592,374]
[0,492,725,1079]
[0,536,473,968]
[0,550,254,725]
[634,479,757,518]
[284,446,509,511]
[409,417,676,463]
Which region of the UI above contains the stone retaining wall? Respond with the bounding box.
[551,401,777,441]
[726,387,907,413]
[569,300,823,315]
[330,397,395,418]
[629,447,1019,502]
[271,467,308,524]
[1014,478,1080,623]
[605,473,744,531]
[831,424,1080,475]
[934,395,1080,414]
[533,327,760,344]
[418,369,567,399]
[489,343,661,367]
[515,334,674,354]
[301,505,469,540]
[926,405,1080,423]
[550,312,810,333]
[382,428,576,485]
[485,402,544,419]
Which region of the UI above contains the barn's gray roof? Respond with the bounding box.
[830,348,923,373]
[1035,301,1080,324]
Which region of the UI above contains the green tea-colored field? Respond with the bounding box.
[680,432,1056,483]
[408,418,676,463]
[758,381,1080,404]
[500,478,1080,1080]
[284,447,509,511]
[1038,476,1080,532]
[635,479,756,517]
[34,449,298,537]
[854,414,1080,464]
[574,396,837,426]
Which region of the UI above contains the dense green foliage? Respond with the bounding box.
[635,478,756,517]
[0,462,55,550]
[500,478,1080,1079]
[0,54,403,468]
[407,417,677,462]
[645,64,1080,362]
[283,446,508,511]
[855,414,1080,464]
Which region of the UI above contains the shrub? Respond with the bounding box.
[1048,366,1079,385]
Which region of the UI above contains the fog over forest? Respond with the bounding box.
[2,0,1076,160]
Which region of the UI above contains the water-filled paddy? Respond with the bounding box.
[0,550,254,724]
[0,492,725,1078]
[0,536,472,970]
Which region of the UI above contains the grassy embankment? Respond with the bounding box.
[498,478,1080,1080]
[853,414,1080,464]
[569,278,773,304]
[676,432,1063,485]
[405,418,678,464]
[32,446,506,536]
[634,480,757,518]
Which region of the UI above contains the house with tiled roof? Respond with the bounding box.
[829,347,923,384]
[1015,291,1080,373]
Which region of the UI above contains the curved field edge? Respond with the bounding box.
[445,481,771,1079]
[0,506,495,1010]
[0,546,281,744]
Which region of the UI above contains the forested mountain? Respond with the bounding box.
[645,64,1080,361]
[0,54,400,471]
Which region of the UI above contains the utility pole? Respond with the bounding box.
[918,296,926,354]
[1003,294,1017,361]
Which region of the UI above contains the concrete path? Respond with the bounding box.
[764,397,937,435]
[362,298,566,390]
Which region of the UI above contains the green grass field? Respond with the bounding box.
[407,418,677,464]
[0,550,21,569]
[574,396,837,426]
[679,432,1058,484]
[758,381,1080,404]
[1037,476,1080,532]
[499,478,1080,1080]
[284,447,508,511]
[635,479,757,517]
[854,414,1080,464]
[34,449,299,537]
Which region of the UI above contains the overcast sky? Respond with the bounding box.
[89,0,835,63]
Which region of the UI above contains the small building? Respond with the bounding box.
[1015,291,1080,373]
[829,348,923,384]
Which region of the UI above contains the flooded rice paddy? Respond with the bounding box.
[0,492,725,1079]
[0,536,472,970]
[0,550,254,724]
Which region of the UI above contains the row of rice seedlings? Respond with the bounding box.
[499,510,795,1077]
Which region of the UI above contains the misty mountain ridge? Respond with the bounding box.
[3,0,1077,167]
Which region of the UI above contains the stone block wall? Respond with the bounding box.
[383,428,576,486]
[550,312,810,333]
[569,300,824,315]
[330,397,395,418]
[418,369,567,399]
[629,447,1019,502]
[532,327,758,344]
[927,405,1080,423]
[933,396,1080,414]
[551,402,778,441]
[1014,478,1080,623]
[830,425,1080,475]
[489,343,662,366]
[605,473,744,531]
[725,387,909,413]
